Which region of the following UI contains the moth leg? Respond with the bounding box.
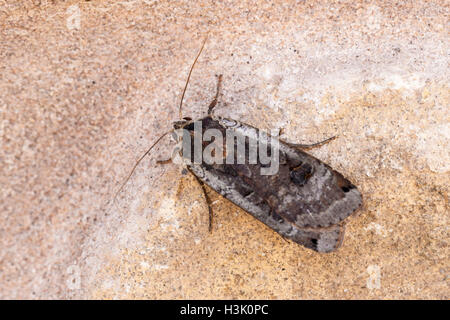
[281,236,290,244]
[207,74,223,116]
[156,158,172,165]
[188,170,214,232]
[286,135,337,150]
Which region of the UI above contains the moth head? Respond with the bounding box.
[173,117,192,129]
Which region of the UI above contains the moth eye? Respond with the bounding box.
[290,163,314,186]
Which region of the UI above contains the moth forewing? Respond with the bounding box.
[181,115,362,252]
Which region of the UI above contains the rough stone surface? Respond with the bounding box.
[0,0,448,299]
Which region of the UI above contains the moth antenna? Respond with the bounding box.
[115,35,207,202]
[178,34,208,119]
[114,130,173,202]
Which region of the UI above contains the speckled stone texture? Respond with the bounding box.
[0,0,448,299]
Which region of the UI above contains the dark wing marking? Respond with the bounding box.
[188,163,346,253]
[213,117,362,229]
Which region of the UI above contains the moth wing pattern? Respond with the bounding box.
[183,116,362,252]
[217,117,362,223]
[187,163,346,253]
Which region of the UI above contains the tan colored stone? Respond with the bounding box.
[0,0,448,299]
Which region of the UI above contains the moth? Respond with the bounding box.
[116,37,362,253]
